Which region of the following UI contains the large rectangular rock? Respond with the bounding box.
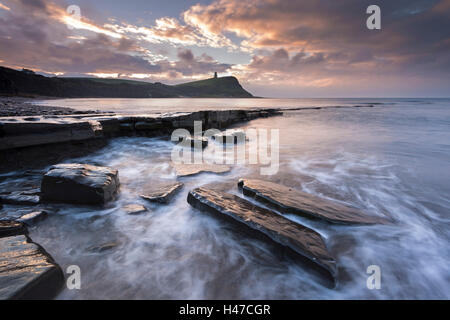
[41,163,120,205]
[0,235,64,299]
[187,187,337,281]
[0,119,101,150]
[238,179,386,225]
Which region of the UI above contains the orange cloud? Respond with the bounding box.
[0,2,10,11]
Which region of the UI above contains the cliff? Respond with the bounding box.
[0,66,253,98]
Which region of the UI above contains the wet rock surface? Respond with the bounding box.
[0,220,27,237]
[0,189,40,205]
[17,210,48,225]
[122,204,148,215]
[140,182,183,204]
[187,187,337,281]
[0,108,282,152]
[41,163,120,205]
[172,163,231,177]
[0,235,64,299]
[238,179,386,225]
[0,97,101,117]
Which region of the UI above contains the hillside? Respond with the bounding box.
[0,66,254,98]
[175,77,253,98]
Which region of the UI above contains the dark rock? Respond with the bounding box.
[140,182,183,204]
[41,163,120,205]
[0,189,40,205]
[0,119,101,150]
[122,204,148,215]
[17,210,48,225]
[0,108,282,151]
[135,121,162,131]
[119,122,134,132]
[0,235,64,299]
[187,187,337,281]
[172,163,231,177]
[238,179,386,225]
[0,220,27,238]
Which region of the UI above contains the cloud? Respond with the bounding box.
[180,0,450,96]
[0,0,449,96]
[183,0,450,72]
[105,16,237,49]
[0,2,10,11]
[0,0,233,81]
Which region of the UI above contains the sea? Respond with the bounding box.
[9,97,450,299]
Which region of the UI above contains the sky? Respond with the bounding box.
[0,0,449,97]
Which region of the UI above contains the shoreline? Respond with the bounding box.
[0,107,282,173]
[0,96,105,117]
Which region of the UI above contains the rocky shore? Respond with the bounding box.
[0,97,103,117]
[0,102,389,299]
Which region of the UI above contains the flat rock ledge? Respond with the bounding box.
[0,109,282,151]
[0,234,64,299]
[41,163,120,205]
[171,163,231,177]
[238,179,386,225]
[0,189,41,205]
[187,187,337,282]
[122,204,148,215]
[140,182,184,204]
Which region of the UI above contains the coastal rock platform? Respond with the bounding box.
[187,187,337,282]
[238,179,387,225]
[0,109,283,151]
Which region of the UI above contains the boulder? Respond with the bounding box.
[0,220,27,238]
[238,179,386,225]
[187,187,337,281]
[41,163,120,205]
[122,204,148,215]
[171,163,231,177]
[140,182,183,204]
[0,235,64,299]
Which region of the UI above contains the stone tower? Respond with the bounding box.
[214,72,218,79]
